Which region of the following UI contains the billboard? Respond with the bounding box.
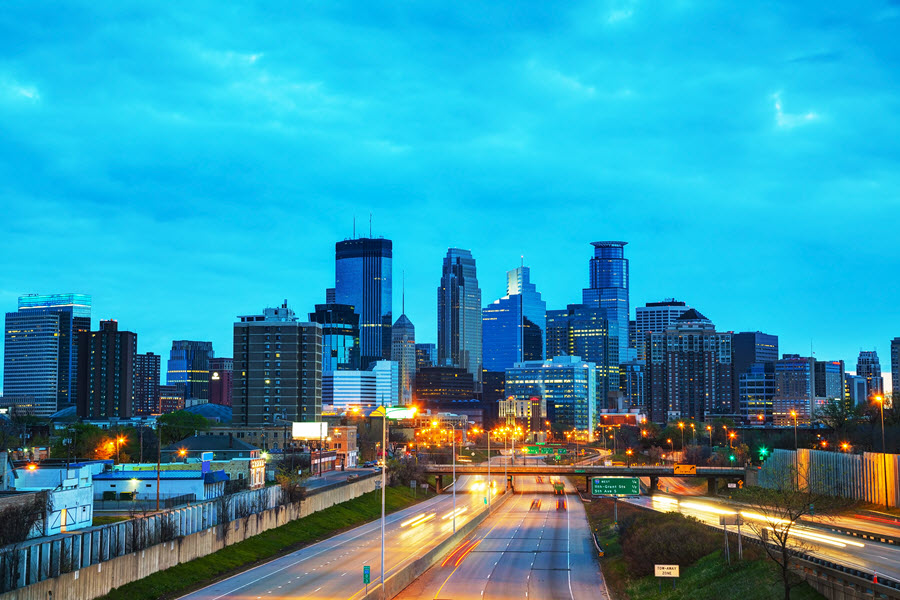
[292,422,328,440]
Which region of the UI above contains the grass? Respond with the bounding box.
[92,515,131,526]
[98,486,433,600]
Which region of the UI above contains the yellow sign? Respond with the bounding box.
[673,464,696,475]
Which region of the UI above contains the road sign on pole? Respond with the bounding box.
[363,565,370,585]
[654,564,679,578]
[591,477,640,496]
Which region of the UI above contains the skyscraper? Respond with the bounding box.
[633,300,691,360]
[773,354,815,426]
[482,265,546,372]
[646,309,733,423]
[505,356,597,431]
[6,293,91,413]
[437,248,482,386]
[856,350,884,400]
[335,237,392,367]
[391,313,416,405]
[892,338,899,402]
[166,341,214,401]
[415,343,436,372]
[208,357,234,407]
[732,331,779,421]
[232,302,322,426]
[4,310,62,417]
[76,320,137,419]
[133,352,161,415]
[309,303,361,372]
[322,360,398,409]
[582,241,630,363]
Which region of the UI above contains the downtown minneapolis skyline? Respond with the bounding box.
[1,2,898,390]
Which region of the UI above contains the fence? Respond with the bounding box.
[758,448,900,507]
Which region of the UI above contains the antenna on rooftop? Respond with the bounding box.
[369,213,372,237]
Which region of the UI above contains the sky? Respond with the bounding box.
[1,1,898,392]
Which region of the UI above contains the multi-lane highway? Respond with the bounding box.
[395,476,608,600]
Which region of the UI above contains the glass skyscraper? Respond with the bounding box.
[582,241,631,364]
[437,248,482,386]
[892,337,899,403]
[483,266,546,373]
[166,340,215,401]
[309,303,360,372]
[391,314,416,405]
[505,356,597,431]
[856,350,884,400]
[335,237,392,367]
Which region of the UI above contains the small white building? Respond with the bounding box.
[92,469,227,501]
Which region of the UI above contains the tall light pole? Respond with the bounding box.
[380,403,387,600]
[451,421,457,533]
[790,410,798,451]
[487,427,491,511]
[875,396,889,510]
[706,425,712,449]
[678,422,685,451]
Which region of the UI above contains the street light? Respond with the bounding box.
[115,435,127,464]
[729,431,736,449]
[790,409,798,451]
[706,425,712,449]
[874,395,889,510]
[678,422,685,450]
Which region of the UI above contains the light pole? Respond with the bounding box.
[790,410,798,451]
[380,403,387,600]
[452,421,457,533]
[706,425,712,449]
[875,396,889,510]
[690,423,695,445]
[678,422,685,451]
[487,427,491,511]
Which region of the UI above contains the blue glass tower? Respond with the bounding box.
[309,303,360,372]
[438,248,482,386]
[582,241,630,364]
[483,266,546,372]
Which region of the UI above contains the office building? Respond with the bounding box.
[322,360,398,409]
[437,248,482,386]
[159,384,185,414]
[232,302,323,426]
[620,360,645,409]
[845,374,869,406]
[166,340,214,401]
[732,331,779,418]
[309,303,360,372]
[415,343,436,371]
[646,309,733,423]
[4,293,91,415]
[482,265,546,372]
[815,360,845,402]
[633,300,691,360]
[545,304,618,407]
[892,337,900,403]
[335,237,392,366]
[740,362,776,424]
[582,241,631,363]
[209,357,234,407]
[391,313,416,405]
[415,366,477,406]
[76,320,137,419]
[505,356,597,431]
[857,350,884,400]
[772,354,815,426]
[133,352,161,415]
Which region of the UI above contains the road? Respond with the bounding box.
[178,474,500,600]
[305,467,379,489]
[395,475,608,600]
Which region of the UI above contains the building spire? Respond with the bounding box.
[353,215,356,239]
[402,270,405,315]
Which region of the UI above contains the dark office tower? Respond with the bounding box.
[133,352,161,415]
[415,343,436,372]
[646,309,733,423]
[11,293,91,411]
[233,302,322,426]
[814,360,845,401]
[391,313,416,405]
[208,357,234,407]
[483,266,546,372]
[892,338,900,402]
[582,241,630,363]
[437,248,482,386]
[856,350,884,400]
[4,310,60,416]
[76,320,137,419]
[545,304,619,408]
[309,303,360,372]
[166,341,214,401]
[415,366,477,406]
[633,300,691,361]
[620,360,645,409]
[732,331,779,421]
[335,237,392,366]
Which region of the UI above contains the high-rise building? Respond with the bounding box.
[4,293,91,414]
[505,356,597,431]
[166,341,214,401]
[545,304,618,408]
[815,360,845,402]
[646,309,733,423]
[773,354,815,426]
[856,350,884,400]
[158,384,185,414]
[844,374,868,406]
[740,362,776,424]
[633,300,691,361]
[415,343,436,372]
[732,331,779,420]
[620,360,645,409]
[582,241,630,363]
[209,357,234,407]
[322,360,398,408]
[309,303,361,372]
[892,338,900,402]
[437,248,482,386]
[415,366,477,406]
[133,352,161,415]
[232,302,323,426]
[76,320,137,419]
[391,313,416,405]
[482,266,546,372]
[335,237,392,366]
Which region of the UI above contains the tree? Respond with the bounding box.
[0,418,20,450]
[816,398,863,438]
[387,456,423,487]
[157,411,210,444]
[739,462,850,600]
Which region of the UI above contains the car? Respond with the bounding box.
[362,460,377,468]
[347,474,360,482]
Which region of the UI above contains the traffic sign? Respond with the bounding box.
[363,565,370,584]
[655,564,679,578]
[591,477,640,496]
[673,464,696,475]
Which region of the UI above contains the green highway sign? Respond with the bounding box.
[591,477,640,497]
[524,445,568,455]
[363,565,370,584]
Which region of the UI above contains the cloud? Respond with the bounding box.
[1,78,40,102]
[772,92,818,129]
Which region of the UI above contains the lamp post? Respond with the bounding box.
[790,410,798,451]
[706,425,712,449]
[690,423,695,445]
[729,431,736,450]
[875,396,889,510]
[452,420,457,533]
[678,422,685,450]
[487,427,491,511]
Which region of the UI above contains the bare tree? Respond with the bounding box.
[0,492,51,592]
[215,494,233,544]
[158,512,178,543]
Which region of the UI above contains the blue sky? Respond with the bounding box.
[1,1,898,391]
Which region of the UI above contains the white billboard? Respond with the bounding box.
[292,421,328,440]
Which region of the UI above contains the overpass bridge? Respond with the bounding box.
[422,463,754,494]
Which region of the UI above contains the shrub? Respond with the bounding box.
[620,511,718,577]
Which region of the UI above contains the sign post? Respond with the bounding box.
[410,479,416,498]
[654,564,679,591]
[363,565,370,594]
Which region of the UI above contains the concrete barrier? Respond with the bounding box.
[360,492,512,600]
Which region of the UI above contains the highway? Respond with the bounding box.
[177,474,500,600]
[395,476,608,600]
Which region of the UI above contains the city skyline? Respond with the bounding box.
[2,2,898,392]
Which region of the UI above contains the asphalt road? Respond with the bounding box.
[395,476,608,600]
[177,474,500,600]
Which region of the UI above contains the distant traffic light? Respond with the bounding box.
[758,446,769,459]
[729,454,736,462]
